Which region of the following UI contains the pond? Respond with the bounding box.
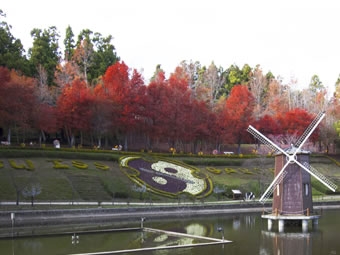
[0,208,339,255]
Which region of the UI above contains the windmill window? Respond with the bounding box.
[305,183,309,196]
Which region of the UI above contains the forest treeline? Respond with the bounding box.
[1,9,340,153]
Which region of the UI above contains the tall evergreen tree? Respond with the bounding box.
[28,26,61,85]
[0,10,30,75]
[63,25,75,61]
[91,32,119,83]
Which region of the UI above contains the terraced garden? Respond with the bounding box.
[0,148,339,205]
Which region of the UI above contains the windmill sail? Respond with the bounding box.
[247,125,288,156]
[259,169,288,203]
[294,111,325,149]
[247,111,337,205]
[247,126,293,202]
[302,162,337,192]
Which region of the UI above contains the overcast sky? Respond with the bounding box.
[2,0,340,92]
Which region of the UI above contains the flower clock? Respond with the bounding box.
[120,156,213,198]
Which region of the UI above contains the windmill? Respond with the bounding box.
[247,111,337,231]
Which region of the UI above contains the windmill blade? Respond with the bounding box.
[294,111,325,150]
[259,169,288,203]
[259,160,290,203]
[298,161,338,192]
[247,125,290,157]
[284,112,326,165]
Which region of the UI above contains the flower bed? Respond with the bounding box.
[72,160,88,169]
[8,159,35,171]
[225,168,237,174]
[94,162,110,171]
[49,159,70,169]
[206,166,222,174]
[119,156,213,198]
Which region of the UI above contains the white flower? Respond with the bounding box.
[120,157,137,167]
[151,161,205,195]
[152,176,167,185]
[154,234,168,242]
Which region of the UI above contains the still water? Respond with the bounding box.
[0,208,339,255]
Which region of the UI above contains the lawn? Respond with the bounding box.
[0,149,339,204]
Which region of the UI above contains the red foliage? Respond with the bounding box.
[221,85,255,146]
[144,67,208,148]
[57,79,93,135]
[101,62,147,137]
[33,104,58,134]
[0,62,325,151]
[145,71,171,142]
[277,108,318,142]
[252,114,280,136]
[0,67,36,131]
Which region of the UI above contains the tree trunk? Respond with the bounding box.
[97,136,102,148]
[7,128,11,144]
[70,134,75,147]
[237,142,242,154]
[39,130,46,147]
[64,126,71,146]
[124,135,128,151]
[80,131,83,146]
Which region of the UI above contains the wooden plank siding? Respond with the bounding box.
[272,153,313,215]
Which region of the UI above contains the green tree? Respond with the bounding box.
[74,29,119,84]
[63,25,75,61]
[309,74,325,95]
[91,32,119,83]
[223,64,252,96]
[28,26,61,85]
[0,10,30,74]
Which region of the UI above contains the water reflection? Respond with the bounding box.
[261,230,316,255]
[233,217,241,230]
[1,209,339,255]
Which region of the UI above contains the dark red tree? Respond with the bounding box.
[221,85,255,153]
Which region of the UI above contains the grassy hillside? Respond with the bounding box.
[0,148,339,204]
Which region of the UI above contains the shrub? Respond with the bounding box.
[8,159,35,171]
[327,156,340,167]
[25,159,35,171]
[9,159,26,170]
[225,168,237,174]
[49,159,70,169]
[238,168,253,175]
[94,162,110,171]
[72,160,88,169]
[182,158,243,166]
[206,166,222,174]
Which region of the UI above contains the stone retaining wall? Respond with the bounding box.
[1,200,339,228]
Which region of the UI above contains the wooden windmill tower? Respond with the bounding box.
[247,112,337,231]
